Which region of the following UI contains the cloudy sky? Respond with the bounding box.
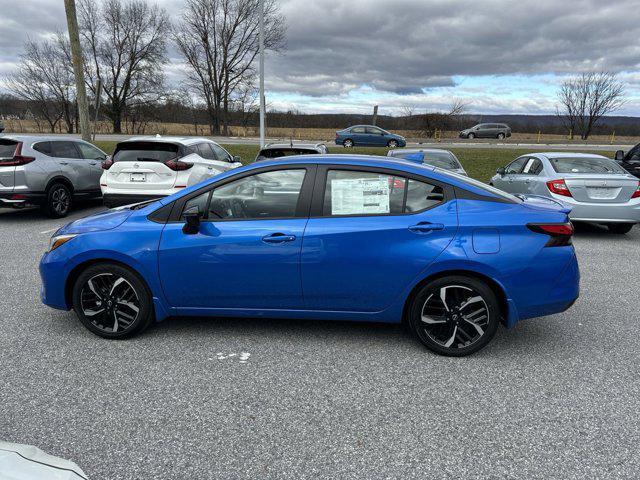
[2,0,640,116]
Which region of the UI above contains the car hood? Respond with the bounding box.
[57,207,134,235]
[0,441,88,479]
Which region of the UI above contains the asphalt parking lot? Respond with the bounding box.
[1,203,639,479]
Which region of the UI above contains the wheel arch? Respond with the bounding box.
[401,269,510,326]
[45,175,74,194]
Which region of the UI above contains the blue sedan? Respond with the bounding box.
[40,156,579,356]
[335,125,406,148]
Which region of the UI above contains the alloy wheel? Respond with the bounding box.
[80,273,140,334]
[52,187,70,215]
[343,139,354,148]
[419,285,489,349]
[388,140,398,148]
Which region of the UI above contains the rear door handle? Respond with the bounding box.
[59,161,69,165]
[408,222,445,234]
[262,233,296,244]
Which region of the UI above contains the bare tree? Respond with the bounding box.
[78,0,170,133]
[6,37,76,133]
[421,99,471,138]
[556,72,626,140]
[174,0,285,135]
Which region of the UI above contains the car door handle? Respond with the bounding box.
[408,222,445,234]
[59,161,69,165]
[262,233,296,244]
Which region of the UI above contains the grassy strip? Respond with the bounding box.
[93,141,615,183]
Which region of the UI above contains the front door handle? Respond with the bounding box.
[262,232,296,244]
[408,222,445,234]
[59,161,69,165]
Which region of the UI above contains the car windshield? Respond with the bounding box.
[258,148,318,159]
[435,168,522,203]
[550,156,626,174]
[396,151,460,169]
[113,142,180,163]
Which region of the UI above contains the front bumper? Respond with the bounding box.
[103,193,167,208]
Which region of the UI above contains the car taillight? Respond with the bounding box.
[0,142,35,166]
[527,222,574,247]
[165,159,193,171]
[632,182,640,199]
[546,179,572,197]
[101,156,113,170]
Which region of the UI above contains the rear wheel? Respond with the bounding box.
[72,263,154,339]
[408,276,500,356]
[343,139,354,148]
[607,223,634,234]
[42,183,72,218]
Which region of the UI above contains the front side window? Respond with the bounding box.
[208,169,306,220]
[505,157,527,174]
[351,127,366,133]
[76,142,105,160]
[195,143,216,160]
[211,143,231,161]
[366,126,383,135]
[550,156,625,174]
[51,141,82,159]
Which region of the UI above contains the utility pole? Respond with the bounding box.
[64,0,91,142]
[372,105,379,126]
[259,0,265,148]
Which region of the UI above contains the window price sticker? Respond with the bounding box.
[331,177,390,215]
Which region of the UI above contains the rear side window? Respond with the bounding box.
[351,127,365,133]
[113,142,180,163]
[51,141,82,159]
[522,158,543,175]
[550,157,625,174]
[0,140,18,158]
[33,142,52,156]
[322,169,443,216]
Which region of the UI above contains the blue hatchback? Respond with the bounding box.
[40,156,579,356]
[335,125,406,148]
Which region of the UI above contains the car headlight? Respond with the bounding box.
[49,234,77,252]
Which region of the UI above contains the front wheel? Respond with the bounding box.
[387,139,398,148]
[72,263,154,339]
[408,276,500,356]
[497,133,505,140]
[467,133,475,140]
[343,139,354,148]
[607,223,634,234]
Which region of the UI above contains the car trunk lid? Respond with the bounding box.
[563,174,638,203]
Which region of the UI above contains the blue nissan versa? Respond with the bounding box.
[40,156,579,356]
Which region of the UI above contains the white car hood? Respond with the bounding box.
[0,441,88,479]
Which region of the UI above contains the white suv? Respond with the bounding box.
[101,136,242,208]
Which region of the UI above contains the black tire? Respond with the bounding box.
[467,133,475,140]
[72,263,154,339]
[343,139,354,148]
[408,275,500,356]
[42,182,72,218]
[387,139,398,148]
[497,133,505,140]
[607,223,634,234]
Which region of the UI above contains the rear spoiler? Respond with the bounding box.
[516,194,572,214]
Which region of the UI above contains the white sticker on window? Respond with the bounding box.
[331,177,390,215]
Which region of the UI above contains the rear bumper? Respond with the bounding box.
[0,191,45,207]
[103,193,167,208]
[564,201,640,223]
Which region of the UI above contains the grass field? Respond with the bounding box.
[94,141,617,183]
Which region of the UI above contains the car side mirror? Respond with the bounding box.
[182,207,201,234]
[232,155,241,162]
[615,150,625,161]
[496,167,506,176]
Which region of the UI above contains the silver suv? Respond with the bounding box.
[0,136,106,217]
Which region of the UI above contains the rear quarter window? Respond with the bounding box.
[0,140,18,158]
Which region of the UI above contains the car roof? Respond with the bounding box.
[261,143,324,150]
[124,136,217,146]
[533,152,609,159]
[389,148,454,155]
[0,135,90,142]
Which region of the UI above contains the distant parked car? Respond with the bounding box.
[490,152,640,234]
[335,125,406,148]
[615,142,640,178]
[0,135,106,217]
[387,148,467,175]
[0,120,4,133]
[101,136,242,208]
[255,142,327,161]
[459,123,511,140]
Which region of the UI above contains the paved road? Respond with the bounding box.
[23,132,633,151]
[1,203,639,479]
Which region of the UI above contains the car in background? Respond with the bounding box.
[100,136,242,208]
[387,148,467,175]
[0,135,106,217]
[255,142,327,161]
[615,143,640,178]
[40,155,579,357]
[490,152,640,234]
[335,125,406,148]
[0,120,4,133]
[459,123,511,140]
